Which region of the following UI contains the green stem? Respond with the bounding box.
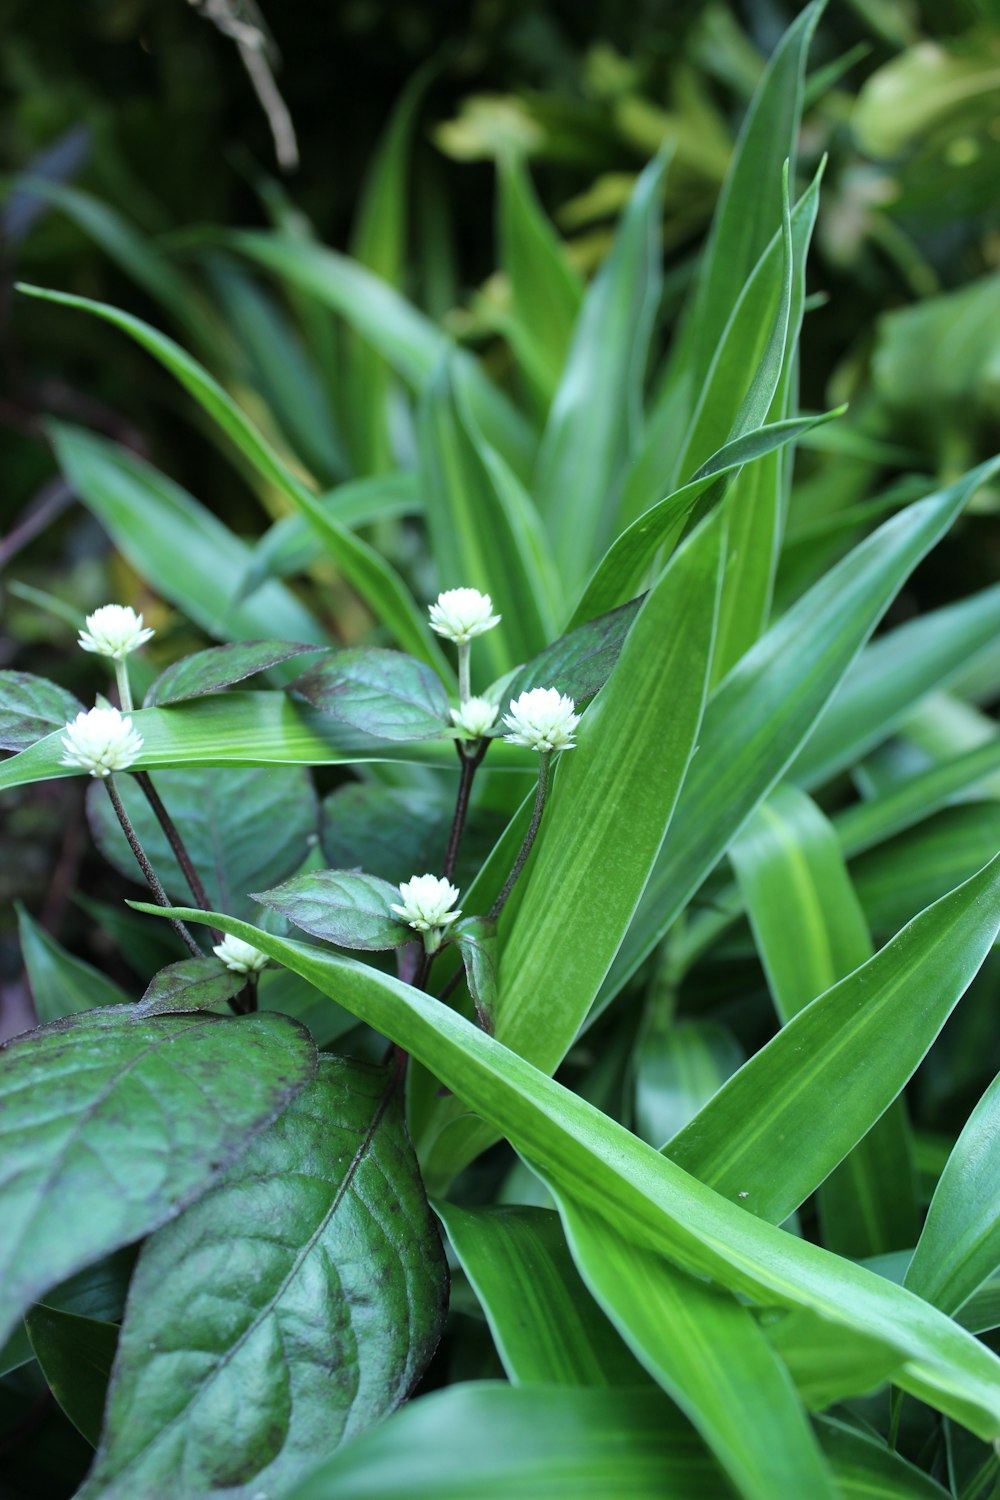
[114,658,133,714]
[442,738,488,882]
[105,776,201,957]
[457,642,471,705]
[488,752,551,922]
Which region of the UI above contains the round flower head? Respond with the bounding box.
[60,705,144,777]
[450,696,497,740]
[213,935,269,974]
[391,874,462,934]
[502,687,579,753]
[428,588,501,644]
[78,604,155,661]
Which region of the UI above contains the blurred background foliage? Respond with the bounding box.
[2,0,1000,1096]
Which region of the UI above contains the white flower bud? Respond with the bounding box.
[450,696,497,740]
[502,687,579,753]
[78,604,155,660]
[391,874,462,934]
[428,588,501,644]
[213,935,269,973]
[60,706,144,777]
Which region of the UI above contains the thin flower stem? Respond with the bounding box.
[105,776,201,958]
[488,751,551,923]
[457,642,471,705]
[114,659,133,713]
[133,771,217,922]
[442,739,488,882]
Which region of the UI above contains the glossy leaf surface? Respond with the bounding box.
[252,869,410,951]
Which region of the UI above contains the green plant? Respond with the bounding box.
[3,5,1000,1496]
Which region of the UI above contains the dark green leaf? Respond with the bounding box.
[252,869,410,951]
[26,1306,118,1447]
[293,648,450,742]
[634,1021,743,1148]
[0,671,83,752]
[0,1006,316,1345]
[437,1202,647,1387]
[453,917,499,1032]
[79,1057,447,1499]
[283,1382,719,1500]
[135,957,247,1016]
[320,782,506,892]
[144,640,323,707]
[496,596,643,712]
[17,904,129,1023]
[87,764,318,921]
[852,803,1000,939]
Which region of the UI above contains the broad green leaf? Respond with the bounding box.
[437,1202,645,1387]
[533,150,668,580]
[0,691,535,795]
[816,1417,951,1500]
[853,804,1000,939]
[239,471,419,596]
[498,155,583,403]
[48,423,326,645]
[730,784,918,1255]
[498,596,643,708]
[667,855,1000,1228]
[77,1057,447,1499]
[292,647,450,741]
[144,640,322,707]
[0,1247,137,1382]
[284,1382,722,1500]
[600,458,1000,1009]
[252,869,409,951]
[17,904,129,1023]
[553,1187,839,1500]
[226,232,536,478]
[574,410,841,627]
[906,1066,1000,1316]
[88,764,318,921]
[25,1307,118,1447]
[757,1307,902,1411]
[635,1020,743,1148]
[419,358,559,677]
[792,582,1000,789]
[134,957,246,1016]
[22,288,442,670]
[144,908,1000,1440]
[0,1006,316,1346]
[0,671,83,751]
[416,512,723,1179]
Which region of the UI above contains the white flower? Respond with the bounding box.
[450,696,497,739]
[502,687,580,753]
[428,588,501,644]
[213,935,269,973]
[391,874,462,933]
[78,604,155,660]
[60,706,144,777]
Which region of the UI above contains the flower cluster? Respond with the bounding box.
[61,705,144,778]
[392,874,461,951]
[78,604,155,661]
[450,696,497,740]
[429,588,501,645]
[502,687,580,753]
[213,935,269,974]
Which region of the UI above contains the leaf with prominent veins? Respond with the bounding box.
[79,1056,448,1499]
[0,1007,317,1346]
